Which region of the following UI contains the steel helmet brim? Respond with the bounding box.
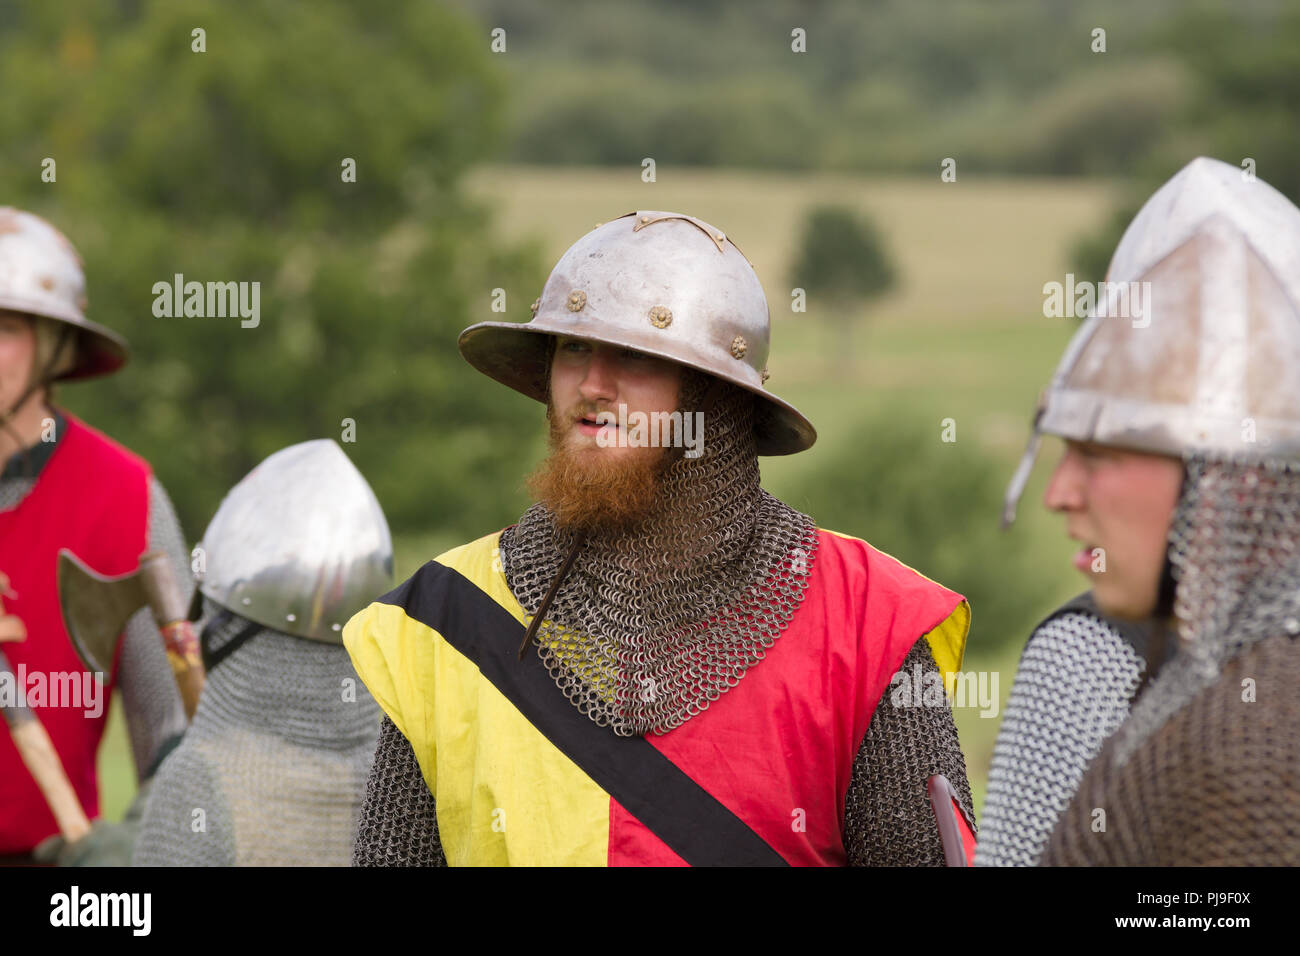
[458,319,816,456]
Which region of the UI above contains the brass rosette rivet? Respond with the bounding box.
[648,305,673,329]
[760,367,770,384]
[567,290,587,312]
[730,335,747,359]
[530,298,540,317]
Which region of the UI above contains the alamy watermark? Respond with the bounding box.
[0,664,103,718]
[152,274,260,328]
[50,886,150,936]
[1043,273,1151,328]
[890,664,1000,718]
[594,404,706,459]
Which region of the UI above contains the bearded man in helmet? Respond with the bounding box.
[0,207,189,864]
[999,158,1300,866]
[344,211,977,866]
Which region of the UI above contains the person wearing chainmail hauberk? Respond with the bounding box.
[344,211,978,867]
[0,208,188,866]
[133,440,391,866]
[999,157,1300,866]
[974,593,1173,867]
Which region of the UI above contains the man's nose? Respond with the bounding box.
[577,348,618,403]
[1043,446,1085,513]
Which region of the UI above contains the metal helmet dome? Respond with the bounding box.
[1003,157,1300,524]
[195,440,394,643]
[0,207,127,381]
[458,210,816,455]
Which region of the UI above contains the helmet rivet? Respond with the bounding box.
[730,336,747,359]
[639,215,651,224]
[530,298,540,317]
[39,275,55,291]
[648,305,672,328]
[716,233,725,243]
[760,367,770,384]
[331,622,342,632]
[241,597,252,606]
[286,613,296,623]
[567,290,587,312]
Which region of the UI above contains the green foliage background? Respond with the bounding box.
[0,0,546,542]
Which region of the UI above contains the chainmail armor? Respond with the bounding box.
[118,477,190,780]
[1042,630,1300,866]
[353,716,447,867]
[1043,457,1300,865]
[135,598,380,866]
[498,373,820,737]
[975,607,1144,867]
[0,476,34,511]
[843,637,976,866]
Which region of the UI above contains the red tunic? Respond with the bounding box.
[0,412,151,854]
[347,526,971,865]
[606,529,968,865]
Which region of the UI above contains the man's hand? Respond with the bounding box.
[0,570,25,643]
[34,819,137,867]
[32,782,152,866]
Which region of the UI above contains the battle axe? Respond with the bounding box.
[57,549,205,720]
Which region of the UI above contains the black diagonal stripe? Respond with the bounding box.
[376,560,788,867]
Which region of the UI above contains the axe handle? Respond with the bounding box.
[142,554,207,721]
[160,620,205,720]
[6,711,93,843]
[0,647,93,843]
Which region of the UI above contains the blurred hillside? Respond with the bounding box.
[460,0,1300,277]
[459,0,1295,180]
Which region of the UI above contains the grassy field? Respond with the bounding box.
[97,166,1121,825]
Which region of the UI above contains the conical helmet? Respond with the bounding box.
[0,207,127,381]
[195,440,394,643]
[1003,157,1300,524]
[458,210,816,455]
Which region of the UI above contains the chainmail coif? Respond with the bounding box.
[498,371,819,737]
[1043,457,1300,865]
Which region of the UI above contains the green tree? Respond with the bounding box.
[788,205,896,374]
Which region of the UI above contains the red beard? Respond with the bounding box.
[525,399,675,533]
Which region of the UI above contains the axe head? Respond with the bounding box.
[57,549,149,675]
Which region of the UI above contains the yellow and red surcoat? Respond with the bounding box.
[344,527,969,866]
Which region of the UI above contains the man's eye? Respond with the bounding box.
[562,341,589,353]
